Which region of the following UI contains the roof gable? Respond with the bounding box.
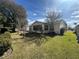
[31,21,47,26]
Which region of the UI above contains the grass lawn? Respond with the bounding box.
[2,31,79,59]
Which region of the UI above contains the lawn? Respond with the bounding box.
[2,31,79,59]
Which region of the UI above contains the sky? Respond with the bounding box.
[15,0,79,28]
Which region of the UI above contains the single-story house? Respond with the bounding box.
[29,20,67,34]
[29,21,49,33]
[53,20,67,34]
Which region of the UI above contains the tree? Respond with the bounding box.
[0,0,27,32]
[46,10,62,22]
[46,10,62,32]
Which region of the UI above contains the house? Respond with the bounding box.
[29,20,67,34]
[29,21,49,33]
[53,20,67,34]
[75,25,79,34]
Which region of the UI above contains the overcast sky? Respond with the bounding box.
[15,0,79,27]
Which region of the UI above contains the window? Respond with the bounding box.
[33,25,42,31]
[44,24,48,30]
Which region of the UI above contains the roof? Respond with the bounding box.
[30,20,67,26]
[30,21,47,26]
[75,25,79,29]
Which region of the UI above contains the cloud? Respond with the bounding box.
[71,10,79,20]
[33,13,37,16]
[70,0,79,19]
[72,11,79,15]
[74,15,79,18]
[71,16,79,21]
[28,19,35,25]
[46,8,62,13]
[71,14,79,19]
[36,18,46,22]
[66,19,79,28]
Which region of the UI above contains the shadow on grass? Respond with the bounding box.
[22,32,56,46]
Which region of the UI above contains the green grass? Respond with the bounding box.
[43,31,79,59]
[2,31,79,59]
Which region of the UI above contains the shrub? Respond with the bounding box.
[0,32,12,56]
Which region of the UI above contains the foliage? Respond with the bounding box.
[0,32,12,56]
[0,0,27,31]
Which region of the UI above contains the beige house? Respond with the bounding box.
[29,21,49,33]
[29,20,67,34]
[53,20,67,34]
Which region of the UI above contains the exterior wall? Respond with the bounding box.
[29,21,67,34]
[29,23,49,33]
[59,21,67,34]
[60,21,67,29]
[29,26,33,32]
[54,22,60,34]
[53,21,67,34]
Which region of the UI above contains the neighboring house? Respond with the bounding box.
[29,20,67,34]
[75,25,79,34]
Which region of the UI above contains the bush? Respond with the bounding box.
[0,32,12,56]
